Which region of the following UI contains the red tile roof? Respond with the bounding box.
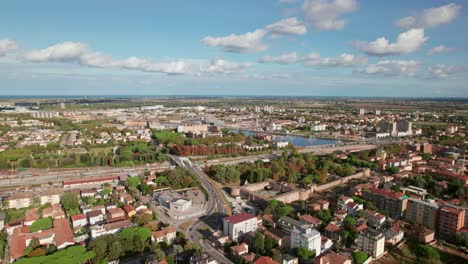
[71,214,86,221]
[224,212,256,224]
[255,256,279,264]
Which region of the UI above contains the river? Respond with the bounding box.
[230,130,339,147]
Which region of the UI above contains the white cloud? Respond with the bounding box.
[302,0,357,31]
[354,28,427,56]
[22,41,190,75]
[427,64,461,79]
[265,17,307,36]
[203,58,250,74]
[303,52,367,66]
[396,3,461,29]
[202,29,267,53]
[0,39,18,56]
[259,52,298,64]
[278,0,298,3]
[361,60,419,77]
[259,52,366,67]
[427,45,455,56]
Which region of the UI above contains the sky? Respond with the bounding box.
[0,0,467,97]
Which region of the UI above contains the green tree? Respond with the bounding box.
[60,192,79,212]
[252,233,265,254]
[125,177,141,188]
[352,251,369,264]
[296,247,315,261]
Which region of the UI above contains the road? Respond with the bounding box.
[166,155,233,264]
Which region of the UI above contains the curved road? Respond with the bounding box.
[167,155,232,264]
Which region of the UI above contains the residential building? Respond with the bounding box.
[255,256,279,264]
[356,228,385,258]
[282,254,298,264]
[291,225,321,255]
[71,214,88,232]
[314,251,351,264]
[7,192,32,209]
[152,226,177,244]
[438,205,466,239]
[90,219,132,238]
[39,189,61,205]
[385,222,404,245]
[87,210,105,225]
[404,198,439,230]
[223,213,257,241]
[363,187,408,219]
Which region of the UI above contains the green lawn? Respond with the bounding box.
[30,218,53,233]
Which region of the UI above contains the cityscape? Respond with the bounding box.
[0,1,468,264]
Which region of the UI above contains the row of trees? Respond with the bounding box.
[206,150,358,185]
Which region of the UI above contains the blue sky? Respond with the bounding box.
[0,0,467,97]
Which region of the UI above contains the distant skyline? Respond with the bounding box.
[1,0,467,97]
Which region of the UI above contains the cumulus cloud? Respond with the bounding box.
[303,53,367,66]
[396,3,461,29]
[427,64,462,79]
[0,39,18,56]
[361,60,419,77]
[203,58,250,74]
[259,52,299,64]
[22,41,189,75]
[259,52,366,67]
[202,29,267,53]
[265,17,307,36]
[302,0,357,31]
[427,45,455,56]
[354,28,427,56]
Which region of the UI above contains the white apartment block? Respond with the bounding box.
[223,213,258,241]
[291,225,321,256]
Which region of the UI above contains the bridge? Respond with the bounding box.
[166,154,193,168]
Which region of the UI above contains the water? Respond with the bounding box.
[230,130,338,147]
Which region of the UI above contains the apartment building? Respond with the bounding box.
[356,228,385,258]
[223,213,258,241]
[290,225,321,256]
[363,187,408,219]
[404,198,439,230]
[438,205,466,239]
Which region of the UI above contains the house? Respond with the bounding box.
[223,213,257,241]
[230,243,249,257]
[123,205,137,218]
[91,205,106,215]
[42,204,66,220]
[385,222,404,245]
[344,201,363,216]
[119,193,135,204]
[81,189,98,197]
[39,189,61,205]
[108,207,125,222]
[324,224,342,241]
[406,225,435,244]
[71,214,88,232]
[10,218,75,261]
[364,210,386,227]
[90,219,132,238]
[313,251,351,264]
[321,236,333,252]
[282,254,299,264]
[255,256,279,264]
[7,192,32,209]
[152,226,177,244]
[87,210,105,225]
[264,229,284,248]
[134,202,148,212]
[299,214,322,228]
